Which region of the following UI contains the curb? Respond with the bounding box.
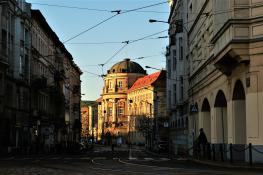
[192,159,263,171]
[145,149,169,158]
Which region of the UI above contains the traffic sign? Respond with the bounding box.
[190,104,198,113]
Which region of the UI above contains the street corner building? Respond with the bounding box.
[97,58,168,148]
[0,0,82,155]
[166,0,263,162]
[81,101,98,142]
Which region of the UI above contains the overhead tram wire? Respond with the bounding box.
[62,13,119,44]
[82,70,103,77]
[30,3,111,12]
[62,1,169,43]
[30,2,169,14]
[65,36,167,45]
[101,29,168,67]
[120,1,168,14]
[103,42,129,66]
[65,41,123,45]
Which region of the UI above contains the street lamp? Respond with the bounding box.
[149,19,169,24]
[145,66,163,71]
[128,99,135,160]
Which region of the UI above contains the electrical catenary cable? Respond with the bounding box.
[62,1,169,43]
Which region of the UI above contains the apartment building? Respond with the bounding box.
[187,0,263,162]
[0,2,81,154]
[167,0,189,155]
[128,70,167,149]
[0,0,31,154]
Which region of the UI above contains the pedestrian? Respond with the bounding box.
[196,128,208,159]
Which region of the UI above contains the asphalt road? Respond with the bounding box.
[0,146,262,175]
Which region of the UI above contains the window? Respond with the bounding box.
[173,50,177,70]
[0,73,3,93]
[167,59,171,78]
[168,90,171,109]
[173,84,177,104]
[180,77,183,100]
[25,29,29,47]
[1,29,7,53]
[24,55,29,78]
[108,107,112,116]
[179,37,183,60]
[20,22,25,41]
[170,35,175,46]
[19,55,24,76]
[117,108,124,116]
[118,81,122,88]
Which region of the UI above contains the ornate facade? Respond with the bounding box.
[167,0,263,162]
[98,58,146,143]
[128,70,167,148]
[98,59,168,149]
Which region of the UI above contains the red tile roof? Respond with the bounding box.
[128,71,161,92]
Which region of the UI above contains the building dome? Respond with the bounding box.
[107,58,146,74]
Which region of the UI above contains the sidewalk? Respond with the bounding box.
[191,158,263,171]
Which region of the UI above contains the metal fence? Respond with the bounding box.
[181,143,263,166]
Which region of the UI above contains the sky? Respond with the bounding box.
[27,0,169,101]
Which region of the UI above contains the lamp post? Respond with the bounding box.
[143,87,159,151]
[102,110,106,144]
[128,99,134,159]
[141,100,152,150]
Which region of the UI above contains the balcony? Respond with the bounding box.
[73,85,80,94]
[31,75,47,89]
[0,56,8,68]
[54,70,65,82]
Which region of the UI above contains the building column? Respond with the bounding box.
[112,99,117,123]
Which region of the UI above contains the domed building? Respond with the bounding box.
[98,58,147,142]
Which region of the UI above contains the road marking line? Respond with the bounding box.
[64,157,73,160]
[2,157,15,160]
[92,159,105,166]
[118,159,183,170]
[93,157,107,160]
[32,159,40,163]
[144,158,154,160]
[128,157,138,160]
[80,157,90,160]
[160,158,170,161]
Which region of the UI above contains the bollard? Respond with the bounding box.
[207,143,211,160]
[249,143,252,167]
[212,144,216,161]
[220,144,224,162]
[230,143,233,164]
